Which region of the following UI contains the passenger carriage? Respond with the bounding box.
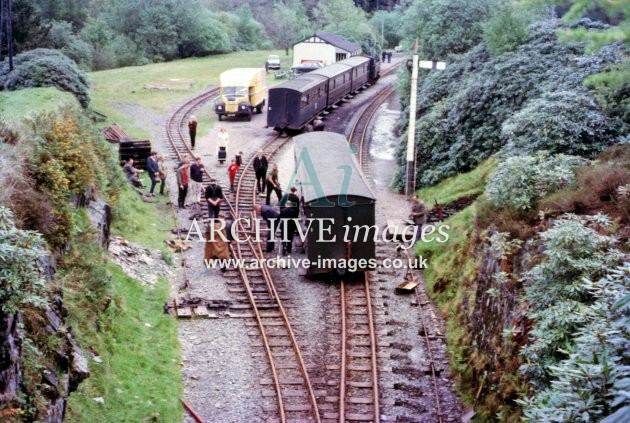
[267,74,328,132]
[309,63,353,107]
[293,132,376,275]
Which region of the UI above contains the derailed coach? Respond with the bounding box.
[292,132,376,275]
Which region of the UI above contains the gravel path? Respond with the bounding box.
[117,57,462,422]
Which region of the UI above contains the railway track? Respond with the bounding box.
[164,89,320,422]
[337,73,449,422]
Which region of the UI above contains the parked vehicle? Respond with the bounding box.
[267,56,380,132]
[293,131,376,276]
[289,61,324,77]
[215,68,268,121]
[266,55,281,70]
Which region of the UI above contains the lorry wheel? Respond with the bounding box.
[218,115,222,121]
[256,105,262,114]
[247,111,252,122]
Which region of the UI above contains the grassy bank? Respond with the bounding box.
[89,49,289,139]
[65,265,182,422]
[0,88,78,127]
[418,158,495,207]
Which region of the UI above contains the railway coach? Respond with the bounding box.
[292,132,376,276]
[267,56,381,133]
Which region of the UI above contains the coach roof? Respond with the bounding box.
[269,74,327,93]
[293,132,375,204]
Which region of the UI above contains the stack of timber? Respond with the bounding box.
[101,124,152,169]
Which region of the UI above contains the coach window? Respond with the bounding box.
[301,94,308,106]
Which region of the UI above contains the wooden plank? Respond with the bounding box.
[396,280,419,294]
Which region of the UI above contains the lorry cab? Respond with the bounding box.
[215,68,268,121]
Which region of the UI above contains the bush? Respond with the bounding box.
[500,90,614,158]
[486,152,587,210]
[0,207,47,315]
[482,2,531,55]
[0,48,90,108]
[394,20,624,187]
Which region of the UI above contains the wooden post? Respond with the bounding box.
[405,39,419,197]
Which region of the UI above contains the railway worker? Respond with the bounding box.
[279,186,300,255]
[188,115,198,149]
[217,127,229,164]
[409,195,428,227]
[158,155,168,195]
[189,157,205,204]
[387,51,392,63]
[381,51,386,62]
[253,150,268,195]
[176,159,190,209]
[227,159,240,192]
[254,204,280,253]
[205,178,224,220]
[235,151,243,167]
[146,151,160,196]
[266,163,282,205]
[123,158,145,188]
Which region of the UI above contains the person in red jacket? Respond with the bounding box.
[227,159,240,192]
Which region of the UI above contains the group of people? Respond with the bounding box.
[254,185,300,255]
[381,51,393,63]
[253,150,283,206]
[122,153,168,196]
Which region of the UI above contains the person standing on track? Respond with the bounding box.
[188,115,198,149]
[189,157,205,204]
[176,158,190,209]
[253,150,268,196]
[254,204,280,253]
[217,127,229,164]
[279,186,300,255]
[266,163,282,205]
[205,178,224,219]
[409,195,427,226]
[227,159,239,192]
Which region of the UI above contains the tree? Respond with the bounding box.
[369,9,403,49]
[482,1,531,54]
[401,0,493,60]
[266,0,311,55]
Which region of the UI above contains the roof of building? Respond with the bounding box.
[295,31,361,54]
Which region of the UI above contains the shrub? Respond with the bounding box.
[46,20,93,70]
[486,152,587,210]
[519,214,624,390]
[0,207,48,315]
[0,48,90,108]
[500,90,614,158]
[395,20,624,187]
[482,2,531,55]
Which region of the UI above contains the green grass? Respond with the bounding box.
[418,158,495,207]
[0,87,78,127]
[65,267,182,423]
[89,49,290,139]
[111,174,176,250]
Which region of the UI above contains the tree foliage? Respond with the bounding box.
[401,0,493,60]
[265,0,311,54]
[394,20,625,187]
[482,2,531,54]
[0,207,47,315]
[313,0,377,56]
[0,48,90,108]
[368,9,403,49]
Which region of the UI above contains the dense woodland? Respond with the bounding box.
[0,0,628,422]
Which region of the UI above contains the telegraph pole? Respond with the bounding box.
[405,39,419,197]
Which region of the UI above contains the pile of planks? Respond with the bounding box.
[101,124,152,169]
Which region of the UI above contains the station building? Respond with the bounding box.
[292,32,362,67]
